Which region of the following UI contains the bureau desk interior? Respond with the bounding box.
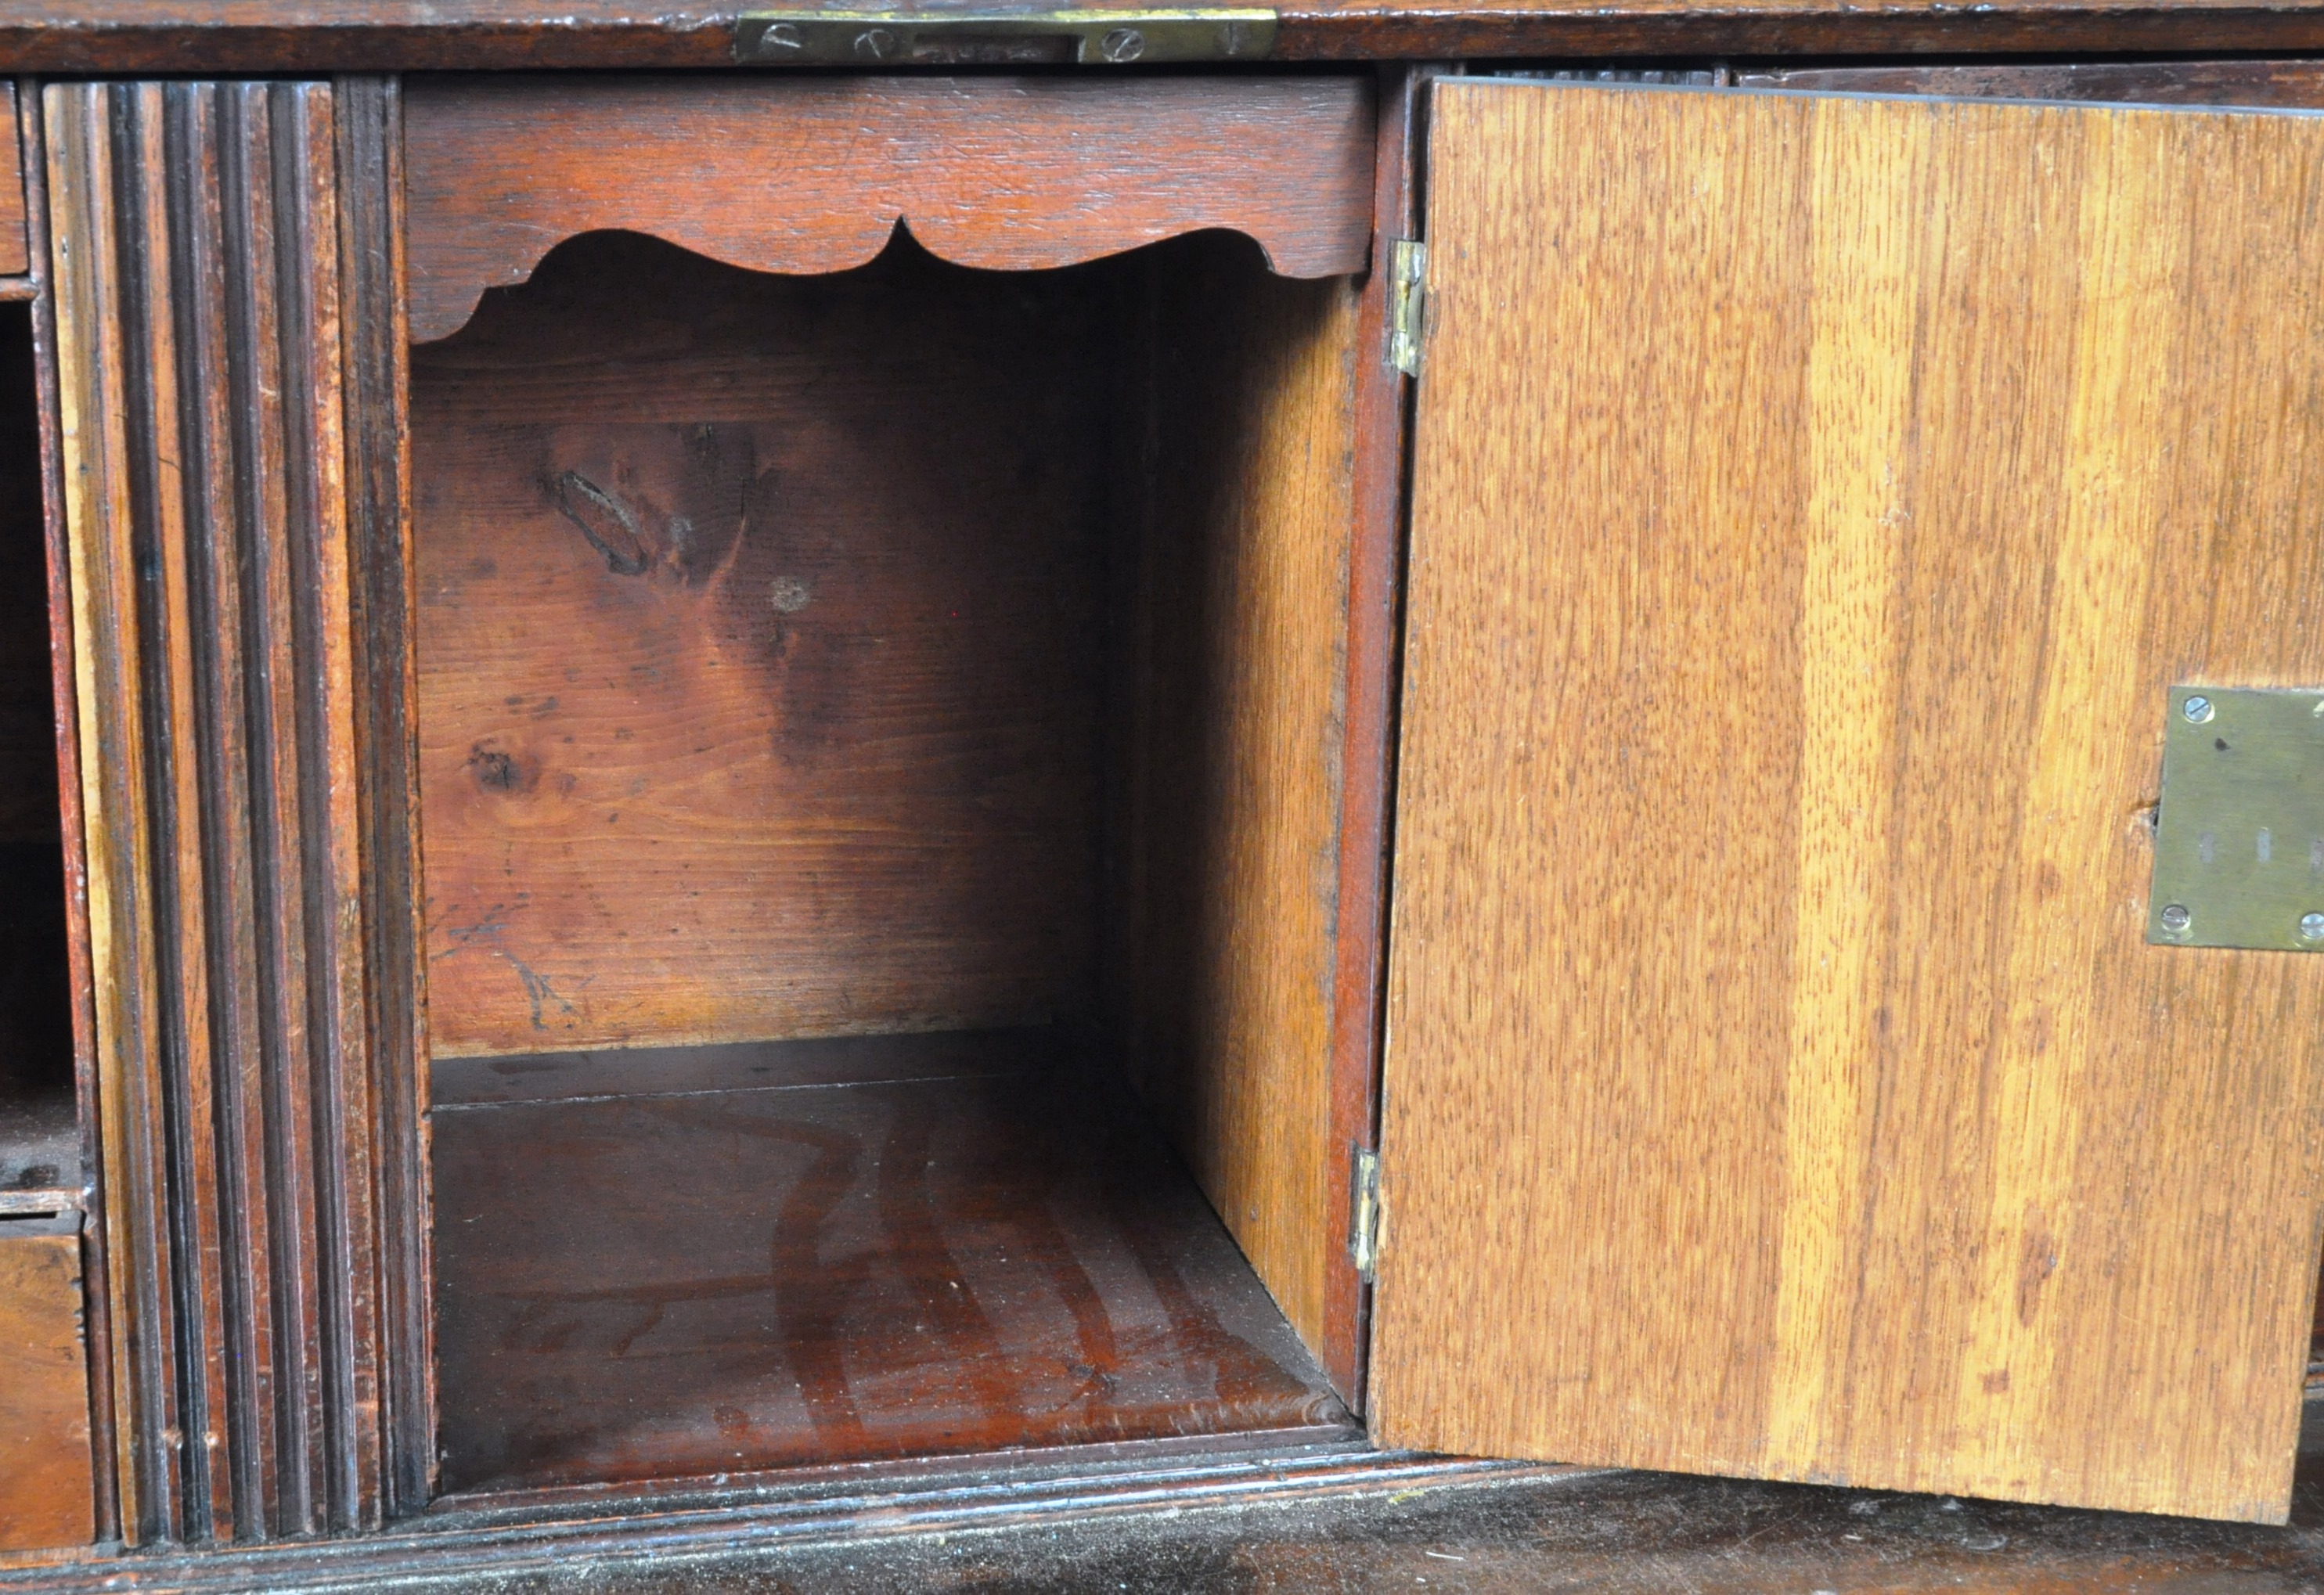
[412,228,1366,1497]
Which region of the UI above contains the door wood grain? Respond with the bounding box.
[1373,80,2324,1523]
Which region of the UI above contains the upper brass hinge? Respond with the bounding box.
[735,9,1277,65]
[1349,1145,1382,1282]
[1387,239,1428,380]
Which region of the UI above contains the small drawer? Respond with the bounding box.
[0,85,24,279]
[0,1210,93,1552]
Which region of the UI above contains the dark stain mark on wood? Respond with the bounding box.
[437,904,583,1033]
[553,470,651,576]
[467,742,521,792]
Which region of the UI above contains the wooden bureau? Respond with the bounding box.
[3,12,2324,1586]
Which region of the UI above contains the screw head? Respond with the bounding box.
[2183,695,2215,725]
[2301,913,2324,942]
[756,20,805,52]
[1098,26,1146,60]
[2160,903,2192,934]
[853,26,899,58]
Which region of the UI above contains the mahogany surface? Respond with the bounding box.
[431,1050,1346,1496]
[402,74,1375,344]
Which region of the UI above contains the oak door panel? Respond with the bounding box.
[1374,81,2324,1522]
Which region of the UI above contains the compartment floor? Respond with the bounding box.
[431,1055,1345,1495]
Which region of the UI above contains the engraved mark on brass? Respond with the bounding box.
[734,10,1277,66]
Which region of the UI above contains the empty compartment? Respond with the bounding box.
[0,297,96,1552]
[415,228,1367,1498]
[0,302,70,1213]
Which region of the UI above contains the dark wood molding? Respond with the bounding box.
[5,7,2324,67]
[330,72,429,1528]
[19,71,118,1550]
[401,74,1375,345]
[48,79,182,1548]
[44,78,395,1545]
[0,1438,1559,1593]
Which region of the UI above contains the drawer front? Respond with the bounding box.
[0,84,22,278]
[0,1219,93,1550]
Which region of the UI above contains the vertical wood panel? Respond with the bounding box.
[333,73,418,1525]
[45,77,395,1544]
[1320,63,1425,1410]
[49,78,181,1546]
[1375,81,2324,1523]
[1118,239,1362,1371]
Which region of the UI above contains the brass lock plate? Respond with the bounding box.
[2149,686,2324,951]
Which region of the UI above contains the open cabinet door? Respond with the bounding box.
[1372,78,2324,1523]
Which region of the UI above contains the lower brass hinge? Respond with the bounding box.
[736,10,1277,65]
[1349,1146,1382,1282]
[1387,239,1428,379]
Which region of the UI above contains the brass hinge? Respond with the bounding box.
[1348,1145,1382,1282]
[1387,239,1428,380]
[735,10,1277,65]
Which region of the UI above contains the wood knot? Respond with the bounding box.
[467,741,531,794]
